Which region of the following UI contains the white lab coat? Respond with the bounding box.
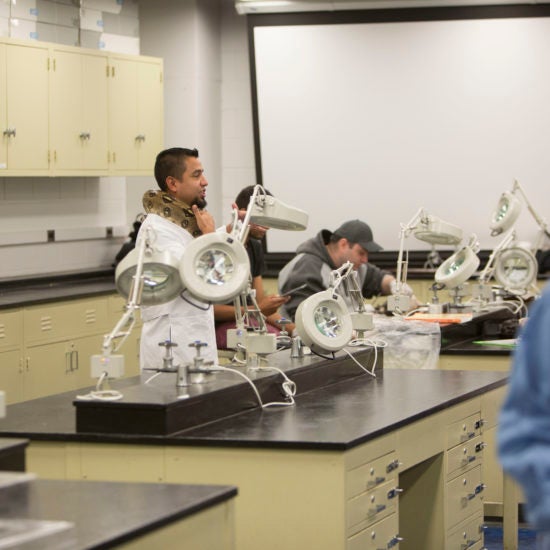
[136,214,218,369]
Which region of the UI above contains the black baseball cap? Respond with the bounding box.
[331,220,382,253]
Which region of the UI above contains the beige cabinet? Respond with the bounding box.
[0,36,163,176]
[0,40,49,174]
[0,309,24,404]
[50,47,109,174]
[0,293,143,405]
[108,54,163,174]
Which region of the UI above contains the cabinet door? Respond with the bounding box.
[6,42,49,172]
[50,49,82,170]
[0,43,6,171]
[73,333,105,390]
[109,57,138,171]
[136,59,163,171]
[0,349,24,405]
[51,49,108,172]
[24,341,76,400]
[109,55,163,173]
[82,53,108,170]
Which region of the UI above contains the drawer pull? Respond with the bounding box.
[369,504,386,516]
[387,535,403,548]
[475,442,487,453]
[463,483,486,503]
[475,483,486,495]
[475,419,486,430]
[387,487,403,499]
[386,459,401,473]
[461,431,476,441]
[368,476,386,488]
[462,455,476,465]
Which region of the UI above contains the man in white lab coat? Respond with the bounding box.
[137,147,218,370]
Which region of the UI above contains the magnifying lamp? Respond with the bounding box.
[295,289,353,355]
[389,208,463,313]
[179,232,250,303]
[115,247,182,306]
[435,235,480,289]
[238,185,308,242]
[493,245,538,294]
[490,180,549,246]
[413,214,463,246]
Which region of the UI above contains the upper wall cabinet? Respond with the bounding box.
[0,40,50,174]
[109,55,164,175]
[50,47,109,174]
[0,37,163,177]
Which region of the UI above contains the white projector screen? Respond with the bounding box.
[252,14,550,253]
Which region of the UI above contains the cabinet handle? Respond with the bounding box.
[475,442,487,453]
[475,419,486,430]
[461,431,476,441]
[367,476,386,488]
[135,134,146,142]
[65,351,71,373]
[386,459,401,473]
[463,483,486,503]
[387,535,404,548]
[3,128,16,138]
[79,132,91,140]
[387,487,403,500]
[25,357,29,373]
[461,455,476,465]
[369,503,386,515]
[72,350,79,371]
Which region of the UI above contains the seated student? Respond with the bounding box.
[278,219,415,321]
[213,186,294,349]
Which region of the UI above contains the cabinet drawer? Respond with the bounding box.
[347,479,400,535]
[0,310,23,350]
[446,514,484,550]
[24,298,109,343]
[446,465,484,530]
[347,451,399,499]
[347,513,401,550]
[446,435,484,478]
[447,413,482,450]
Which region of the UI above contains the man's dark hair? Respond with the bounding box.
[154,147,199,191]
[234,185,272,210]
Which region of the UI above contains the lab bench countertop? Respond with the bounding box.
[0,475,236,549]
[0,269,116,309]
[0,367,508,451]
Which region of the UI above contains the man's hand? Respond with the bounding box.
[257,294,290,317]
[192,205,216,234]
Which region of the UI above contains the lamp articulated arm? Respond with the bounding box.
[511,179,550,238]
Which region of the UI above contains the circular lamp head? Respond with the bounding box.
[115,247,183,306]
[179,232,250,303]
[490,191,522,236]
[435,246,480,289]
[414,216,463,245]
[494,246,538,292]
[295,289,353,354]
